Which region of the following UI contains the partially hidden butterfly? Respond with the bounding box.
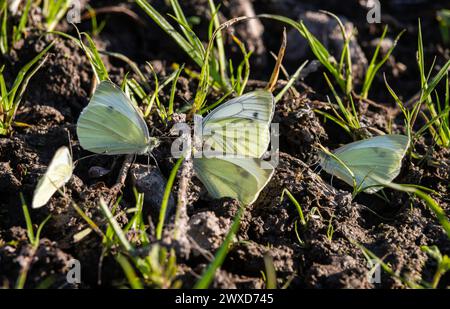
[320,134,409,193]
[32,146,73,208]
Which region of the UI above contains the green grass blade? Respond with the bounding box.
[280,189,306,225]
[0,1,8,54]
[230,34,251,95]
[370,176,450,239]
[35,215,51,248]
[275,60,308,103]
[20,193,35,244]
[354,242,422,288]
[169,0,204,56]
[115,254,144,289]
[361,28,405,99]
[421,60,450,104]
[168,64,184,120]
[263,254,277,289]
[9,42,54,105]
[207,0,228,88]
[156,157,184,240]
[136,0,203,66]
[99,198,133,252]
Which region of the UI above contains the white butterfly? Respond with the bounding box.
[77,81,158,155]
[193,90,275,205]
[320,134,410,193]
[32,146,73,208]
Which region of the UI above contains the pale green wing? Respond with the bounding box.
[202,90,274,158]
[334,134,409,155]
[77,81,150,155]
[193,157,274,205]
[32,147,73,208]
[321,135,409,193]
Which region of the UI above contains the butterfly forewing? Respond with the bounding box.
[203,90,274,123]
[334,134,409,155]
[202,90,274,158]
[77,81,150,154]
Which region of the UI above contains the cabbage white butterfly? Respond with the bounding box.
[193,90,275,205]
[32,146,73,208]
[77,81,158,155]
[320,134,409,193]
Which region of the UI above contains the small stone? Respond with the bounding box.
[88,166,111,178]
[130,164,175,220]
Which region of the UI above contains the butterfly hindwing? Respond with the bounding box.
[77,81,150,155]
[193,157,274,205]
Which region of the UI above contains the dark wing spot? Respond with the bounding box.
[373,148,387,157]
[253,112,259,118]
[107,106,114,113]
[239,169,251,179]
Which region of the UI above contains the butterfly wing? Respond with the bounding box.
[202,90,274,158]
[32,147,73,208]
[321,135,409,193]
[334,134,409,155]
[77,81,150,155]
[193,157,274,205]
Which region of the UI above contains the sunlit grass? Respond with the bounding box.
[42,0,73,32]
[384,21,450,147]
[137,0,253,95]
[0,42,53,135]
[15,194,51,289]
[0,0,32,55]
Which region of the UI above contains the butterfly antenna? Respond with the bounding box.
[148,151,160,171]
[65,130,74,158]
[73,153,100,166]
[312,164,321,174]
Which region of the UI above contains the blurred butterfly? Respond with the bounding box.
[320,134,409,193]
[193,90,275,205]
[32,146,73,208]
[77,81,159,155]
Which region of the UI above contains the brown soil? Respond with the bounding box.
[0,0,449,288]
